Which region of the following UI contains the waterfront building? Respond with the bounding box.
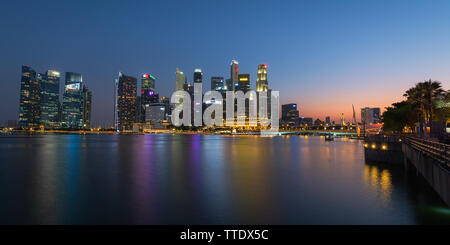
[325,116,331,125]
[361,107,381,126]
[237,74,250,93]
[256,64,268,92]
[18,66,41,128]
[281,103,299,126]
[39,70,60,128]
[82,86,92,129]
[140,74,159,122]
[115,72,137,131]
[175,68,187,91]
[145,103,166,129]
[62,72,84,129]
[229,60,239,91]
[301,117,313,126]
[193,69,202,84]
[340,113,345,126]
[211,76,225,91]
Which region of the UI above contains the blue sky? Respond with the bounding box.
[0,0,449,126]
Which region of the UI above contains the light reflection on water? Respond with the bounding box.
[0,134,448,225]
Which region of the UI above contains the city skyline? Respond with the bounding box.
[1,0,450,126]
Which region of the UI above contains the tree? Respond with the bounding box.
[381,101,417,133]
[434,90,450,122]
[403,80,445,123]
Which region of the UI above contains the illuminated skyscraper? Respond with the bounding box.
[140,74,158,122]
[62,72,84,129]
[281,104,299,126]
[211,76,225,91]
[18,65,40,128]
[82,86,92,129]
[256,64,268,92]
[39,70,60,128]
[361,107,381,126]
[115,72,137,131]
[228,60,239,91]
[175,68,187,91]
[193,69,203,84]
[340,113,345,126]
[237,74,250,93]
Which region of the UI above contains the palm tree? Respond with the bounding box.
[403,80,445,123]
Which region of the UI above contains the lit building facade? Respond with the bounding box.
[140,74,158,122]
[175,68,187,91]
[237,74,250,93]
[39,70,60,128]
[228,60,239,91]
[256,64,268,92]
[19,65,41,128]
[281,103,299,126]
[211,76,225,91]
[82,86,92,129]
[62,72,84,129]
[115,72,137,131]
[361,107,381,126]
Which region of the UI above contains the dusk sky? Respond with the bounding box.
[1,0,449,126]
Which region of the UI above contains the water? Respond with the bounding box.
[0,134,448,225]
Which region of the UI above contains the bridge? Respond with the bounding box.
[278,130,358,136]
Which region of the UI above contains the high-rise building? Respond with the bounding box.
[193,69,203,84]
[361,107,381,126]
[237,74,250,92]
[62,72,84,129]
[115,72,137,131]
[140,74,158,122]
[325,116,331,125]
[145,103,166,129]
[18,66,40,128]
[211,76,225,91]
[256,64,268,92]
[175,68,187,91]
[340,113,345,126]
[229,60,239,91]
[142,73,155,91]
[281,103,299,126]
[39,70,60,128]
[82,86,92,129]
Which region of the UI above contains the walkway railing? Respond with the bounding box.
[404,136,450,169]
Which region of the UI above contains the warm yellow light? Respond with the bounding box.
[371,144,376,149]
[382,145,387,150]
[364,143,368,148]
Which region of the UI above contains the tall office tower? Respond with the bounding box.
[193,69,203,126]
[361,107,381,126]
[325,116,331,125]
[18,65,41,128]
[237,74,250,92]
[62,72,84,129]
[340,113,345,126]
[140,74,158,122]
[142,73,155,91]
[82,86,92,129]
[281,104,299,126]
[256,64,268,92]
[193,69,203,84]
[115,72,137,131]
[175,68,187,91]
[39,70,60,128]
[211,76,225,91]
[229,60,239,91]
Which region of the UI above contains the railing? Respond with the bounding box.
[404,136,450,169]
